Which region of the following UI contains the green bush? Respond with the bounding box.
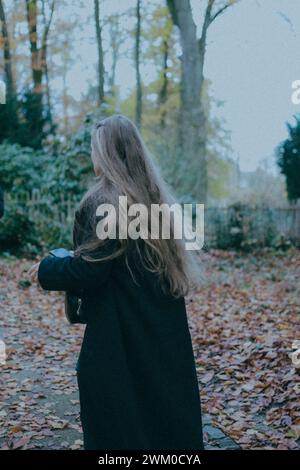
[0,118,94,254]
[0,202,39,255]
[0,142,48,195]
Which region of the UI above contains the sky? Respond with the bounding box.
[202,0,300,172]
[55,0,300,173]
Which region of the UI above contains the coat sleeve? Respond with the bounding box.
[38,244,115,293]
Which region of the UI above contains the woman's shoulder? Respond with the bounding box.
[73,202,96,248]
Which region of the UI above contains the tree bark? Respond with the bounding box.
[158,38,169,128]
[41,0,55,133]
[0,0,16,99]
[25,0,43,94]
[25,0,55,139]
[108,13,122,97]
[0,0,18,130]
[94,0,105,106]
[167,0,207,203]
[167,0,237,203]
[135,0,142,129]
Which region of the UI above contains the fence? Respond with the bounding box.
[204,206,300,248]
[7,190,79,247]
[7,192,300,249]
[24,191,77,226]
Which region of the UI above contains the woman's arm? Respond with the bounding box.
[38,245,114,293]
[37,203,116,293]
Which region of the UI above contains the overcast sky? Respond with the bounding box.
[56,0,300,172]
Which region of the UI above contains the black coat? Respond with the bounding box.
[38,210,203,450]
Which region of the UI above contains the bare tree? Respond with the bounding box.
[41,0,55,132]
[25,0,55,140]
[167,0,238,203]
[158,36,170,129]
[107,13,123,97]
[94,0,105,106]
[0,0,18,129]
[135,0,142,129]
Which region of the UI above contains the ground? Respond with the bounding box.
[0,249,299,450]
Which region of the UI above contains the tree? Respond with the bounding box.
[107,13,123,98]
[166,0,238,203]
[149,6,173,128]
[41,0,55,133]
[277,116,300,203]
[44,0,78,136]
[0,0,18,139]
[133,4,176,130]
[94,0,105,106]
[25,0,55,147]
[0,0,15,100]
[135,0,142,129]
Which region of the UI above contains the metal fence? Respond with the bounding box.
[204,207,300,248]
[9,190,77,224]
[8,192,300,248]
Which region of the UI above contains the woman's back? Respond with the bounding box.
[76,245,203,450]
[37,114,204,450]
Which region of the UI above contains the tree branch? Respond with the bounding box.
[199,0,238,52]
[41,0,55,52]
[209,2,230,24]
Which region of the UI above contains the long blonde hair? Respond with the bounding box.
[76,114,199,298]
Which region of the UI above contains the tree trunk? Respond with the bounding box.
[108,14,121,97]
[109,42,118,97]
[25,0,44,146]
[41,0,55,133]
[158,38,169,128]
[26,0,43,94]
[62,62,69,135]
[94,0,105,106]
[167,0,238,203]
[0,0,16,98]
[167,0,207,203]
[135,0,142,129]
[25,0,55,146]
[0,0,18,131]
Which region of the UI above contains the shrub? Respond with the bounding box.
[207,204,277,251]
[0,202,39,255]
[0,142,47,195]
[0,119,94,254]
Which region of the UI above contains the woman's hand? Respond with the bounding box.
[27,262,41,283]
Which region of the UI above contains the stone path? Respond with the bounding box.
[202,414,240,450]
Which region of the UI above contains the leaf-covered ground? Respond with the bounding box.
[0,249,299,450]
[189,248,300,450]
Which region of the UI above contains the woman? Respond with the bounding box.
[30,114,203,450]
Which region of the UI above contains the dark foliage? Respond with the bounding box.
[277,115,300,203]
[0,202,38,254]
[0,90,52,149]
